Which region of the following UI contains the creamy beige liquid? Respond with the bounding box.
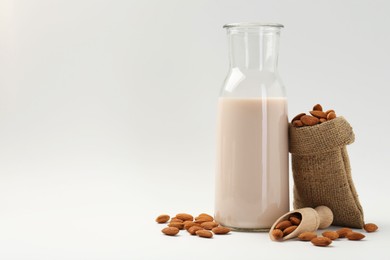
[215,97,289,230]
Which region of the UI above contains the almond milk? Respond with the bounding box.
[215,97,289,230]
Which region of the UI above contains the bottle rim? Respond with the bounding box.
[223,22,284,29]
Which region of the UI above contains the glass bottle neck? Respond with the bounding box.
[227,27,281,72]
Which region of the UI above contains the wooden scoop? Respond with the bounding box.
[269,206,333,241]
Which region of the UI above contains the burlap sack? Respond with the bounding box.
[289,116,364,228]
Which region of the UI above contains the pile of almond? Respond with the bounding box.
[291,104,337,127]
[156,213,231,239]
[271,213,302,239]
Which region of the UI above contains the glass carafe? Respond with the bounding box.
[215,23,289,231]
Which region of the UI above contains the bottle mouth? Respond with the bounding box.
[223,22,284,29]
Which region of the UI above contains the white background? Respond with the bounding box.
[1,0,390,259]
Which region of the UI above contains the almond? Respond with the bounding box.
[184,221,200,230]
[289,216,301,225]
[168,222,184,230]
[196,229,213,238]
[347,232,365,240]
[310,110,327,119]
[155,214,170,223]
[271,229,284,240]
[201,221,219,230]
[275,220,292,230]
[188,226,204,235]
[298,232,317,241]
[327,111,336,120]
[300,115,320,126]
[311,237,332,247]
[322,231,339,240]
[292,120,304,127]
[319,118,327,123]
[170,218,183,223]
[364,223,378,232]
[313,104,323,111]
[325,109,335,115]
[194,217,210,224]
[197,213,214,221]
[291,113,306,123]
[283,225,298,236]
[212,226,231,235]
[336,228,353,238]
[162,227,179,236]
[175,213,193,221]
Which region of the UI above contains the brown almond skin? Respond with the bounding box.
[188,226,204,235]
[300,115,320,126]
[289,216,301,225]
[194,217,210,224]
[184,221,200,230]
[201,221,219,230]
[196,230,213,238]
[325,109,335,115]
[347,232,365,240]
[283,225,298,236]
[162,227,179,236]
[292,120,304,127]
[168,222,184,230]
[175,213,193,221]
[155,214,170,223]
[310,110,327,119]
[319,118,327,123]
[197,213,214,222]
[275,220,292,230]
[364,223,378,232]
[322,231,339,240]
[170,218,183,223]
[291,113,306,123]
[271,229,284,240]
[298,232,317,241]
[336,228,353,238]
[327,111,336,120]
[313,104,323,111]
[311,237,332,247]
[212,226,231,235]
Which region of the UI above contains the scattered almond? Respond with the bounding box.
[170,218,183,223]
[347,232,365,240]
[283,225,298,236]
[298,232,317,241]
[311,237,332,247]
[201,221,219,230]
[336,227,353,238]
[212,226,231,235]
[156,214,170,223]
[188,226,204,235]
[300,115,320,126]
[275,220,293,230]
[325,109,335,115]
[310,110,327,118]
[196,230,213,238]
[271,229,284,240]
[197,213,214,222]
[168,222,184,230]
[194,217,210,224]
[184,221,199,230]
[322,231,339,240]
[162,227,179,236]
[175,213,193,221]
[313,104,323,111]
[364,223,378,232]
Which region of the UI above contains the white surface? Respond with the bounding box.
[1,0,390,259]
